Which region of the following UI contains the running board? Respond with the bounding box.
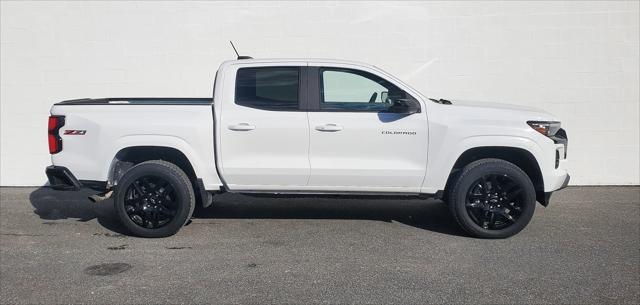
[230,190,434,199]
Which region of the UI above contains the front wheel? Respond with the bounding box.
[114,160,195,238]
[448,158,536,239]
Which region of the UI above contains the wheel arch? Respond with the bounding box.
[108,146,197,187]
[444,146,547,205]
[102,135,223,191]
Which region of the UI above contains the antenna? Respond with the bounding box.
[230,41,240,58]
[229,41,253,60]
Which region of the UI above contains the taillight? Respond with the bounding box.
[48,115,65,154]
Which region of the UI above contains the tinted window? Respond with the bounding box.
[235,67,299,110]
[320,68,415,111]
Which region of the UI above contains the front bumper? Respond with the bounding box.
[45,166,82,191]
[539,173,570,206]
[559,173,571,190]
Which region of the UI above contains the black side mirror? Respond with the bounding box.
[386,98,420,114]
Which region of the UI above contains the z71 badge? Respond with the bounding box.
[63,130,86,135]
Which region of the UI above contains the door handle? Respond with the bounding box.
[228,123,256,131]
[315,124,343,132]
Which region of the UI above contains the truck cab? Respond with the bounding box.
[216,59,429,193]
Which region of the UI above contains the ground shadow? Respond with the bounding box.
[29,187,466,237]
[193,193,465,236]
[29,186,129,235]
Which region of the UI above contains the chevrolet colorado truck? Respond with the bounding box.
[46,58,569,238]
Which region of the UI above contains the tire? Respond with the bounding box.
[114,160,195,238]
[448,158,536,239]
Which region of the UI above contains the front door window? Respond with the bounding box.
[320,68,416,112]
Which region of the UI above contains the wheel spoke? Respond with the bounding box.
[488,212,497,228]
[466,201,481,208]
[124,195,141,204]
[480,210,490,229]
[499,209,516,223]
[132,180,144,195]
[489,175,500,192]
[467,191,483,208]
[141,177,154,192]
[131,214,144,225]
[125,205,136,214]
[157,204,176,216]
[469,193,484,199]
[481,177,490,192]
[161,183,174,200]
[150,181,169,194]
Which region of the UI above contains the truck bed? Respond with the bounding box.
[55,97,212,105]
[49,101,221,190]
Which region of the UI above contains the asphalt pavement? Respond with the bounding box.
[1,186,638,304]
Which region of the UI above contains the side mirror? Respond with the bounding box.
[386,98,420,114]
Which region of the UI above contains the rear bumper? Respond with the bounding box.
[46,166,82,191]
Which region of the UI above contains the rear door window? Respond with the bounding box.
[235,67,300,111]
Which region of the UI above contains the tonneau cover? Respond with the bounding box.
[55,97,212,105]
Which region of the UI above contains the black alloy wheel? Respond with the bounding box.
[448,158,536,239]
[465,174,524,230]
[115,160,195,238]
[123,175,179,229]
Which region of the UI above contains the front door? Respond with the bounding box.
[306,66,429,193]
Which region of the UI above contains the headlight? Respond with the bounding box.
[527,121,561,137]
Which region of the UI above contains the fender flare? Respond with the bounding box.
[423,135,547,193]
[103,135,223,189]
[450,135,545,167]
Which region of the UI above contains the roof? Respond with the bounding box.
[219,58,376,69]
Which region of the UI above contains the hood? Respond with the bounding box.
[434,98,558,121]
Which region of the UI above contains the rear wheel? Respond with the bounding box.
[448,158,536,239]
[114,160,194,238]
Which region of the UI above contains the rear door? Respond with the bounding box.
[217,62,310,190]
[306,64,429,193]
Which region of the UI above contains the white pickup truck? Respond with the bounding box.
[46,58,569,238]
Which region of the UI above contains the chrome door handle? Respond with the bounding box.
[228,123,256,131]
[315,124,343,132]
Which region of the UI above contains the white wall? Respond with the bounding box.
[1,1,638,186]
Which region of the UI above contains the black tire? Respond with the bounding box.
[114,160,195,238]
[448,158,536,239]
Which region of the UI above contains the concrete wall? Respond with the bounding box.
[1,1,638,186]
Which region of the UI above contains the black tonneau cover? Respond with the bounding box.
[55,97,212,105]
